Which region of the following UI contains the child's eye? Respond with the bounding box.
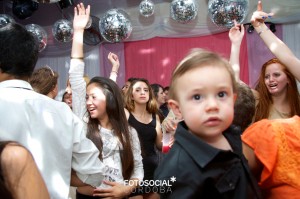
[85,95,89,100]
[193,94,201,100]
[218,91,227,98]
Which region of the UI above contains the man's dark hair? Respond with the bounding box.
[233,82,256,132]
[0,23,39,78]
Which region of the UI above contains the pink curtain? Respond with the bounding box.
[123,32,249,87]
[246,24,282,87]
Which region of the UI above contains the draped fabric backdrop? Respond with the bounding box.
[246,24,283,88]
[36,46,101,100]
[283,23,300,91]
[123,31,249,87]
[34,23,300,101]
[100,42,126,86]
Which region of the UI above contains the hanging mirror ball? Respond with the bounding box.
[99,9,132,43]
[25,24,48,52]
[139,0,155,17]
[85,16,92,29]
[170,0,198,23]
[208,0,249,29]
[0,14,15,28]
[52,19,73,43]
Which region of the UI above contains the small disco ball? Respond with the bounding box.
[170,0,198,23]
[25,24,48,52]
[208,0,249,29]
[0,14,15,28]
[52,19,73,43]
[99,9,132,43]
[139,0,155,17]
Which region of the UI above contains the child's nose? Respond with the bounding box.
[206,97,218,111]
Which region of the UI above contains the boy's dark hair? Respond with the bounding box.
[233,82,255,132]
[127,77,139,83]
[150,83,164,99]
[163,86,169,92]
[0,23,39,78]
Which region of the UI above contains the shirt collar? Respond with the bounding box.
[0,80,33,90]
[175,121,239,168]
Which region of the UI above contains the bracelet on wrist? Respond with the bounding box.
[71,56,84,60]
[257,23,270,36]
[110,71,118,74]
[258,26,269,36]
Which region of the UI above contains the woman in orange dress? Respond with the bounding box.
[242,116,300,199]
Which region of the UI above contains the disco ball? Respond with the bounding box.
[32,0,60,3]
[25,24,48,52]
[12,0,38,20]
[139,0,155,17]
[85,16,92,29]
[0,14,15,28]
[52,19,73,43]
[208,0,249,29]
[99,9,132,43]
[170,0,198,23]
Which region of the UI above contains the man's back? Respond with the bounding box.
[0,80,103,199]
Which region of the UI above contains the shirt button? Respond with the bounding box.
[229,183,235,189]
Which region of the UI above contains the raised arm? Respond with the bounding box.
[69,3,90,119]
[252,1,300,81]
[71,3,89,59]
[229,22,245,82]
[108,52,120,82]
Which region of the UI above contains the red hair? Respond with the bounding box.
[254,58,300,122]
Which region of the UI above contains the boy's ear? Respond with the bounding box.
[168,99,182,119]
[233,93,237,103]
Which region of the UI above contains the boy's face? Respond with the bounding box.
[169,65,236,141]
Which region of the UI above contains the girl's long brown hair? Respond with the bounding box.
[124,78,158,114]
[254,58,300,122]
[86,77,134,180]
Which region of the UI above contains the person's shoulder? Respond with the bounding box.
[32,95,78,121]
[154,151,178,178]
[158,143,186,167]
[36,94,73,112]
[1,143,31,168]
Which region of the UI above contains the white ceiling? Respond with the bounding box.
[1,0,300,42]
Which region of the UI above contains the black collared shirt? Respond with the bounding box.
[154,122,261,199]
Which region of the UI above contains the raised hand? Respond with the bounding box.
[251,1,273,27]
[93,180,132,199]
[73,3,90,31]
[108,52,120,69]
[229,21,244,45]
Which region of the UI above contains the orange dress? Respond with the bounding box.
[242,116,300,199]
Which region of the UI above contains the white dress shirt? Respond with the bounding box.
[0,80,105,199]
